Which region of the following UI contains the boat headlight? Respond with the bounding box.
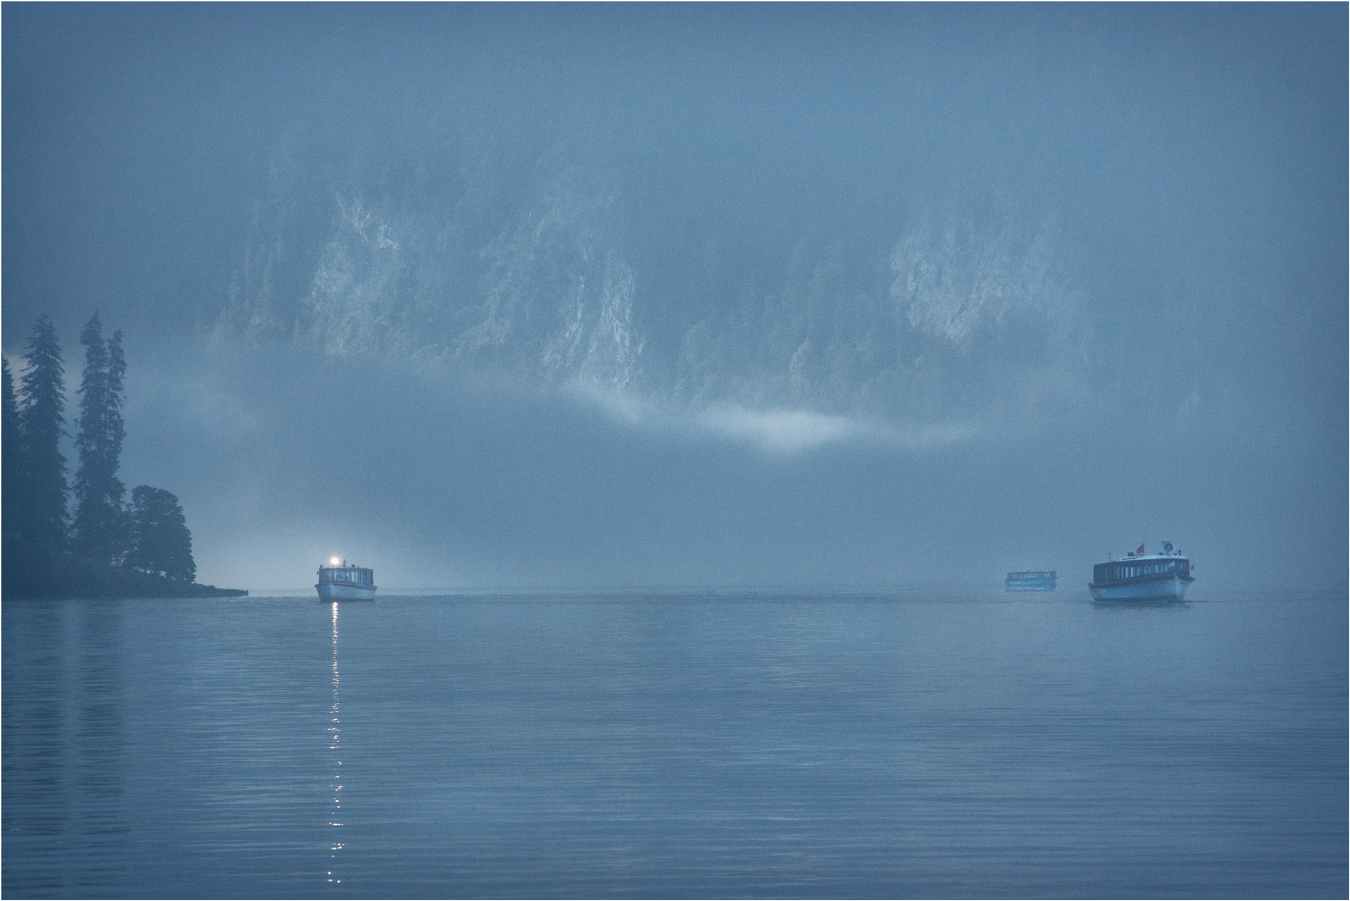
[330,556,341,567]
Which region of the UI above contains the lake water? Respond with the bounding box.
[3,590,1346,898]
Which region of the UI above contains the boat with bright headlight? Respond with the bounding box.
[316,557,377,600]
[1089,541,1193,602]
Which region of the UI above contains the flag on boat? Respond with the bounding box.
[1135,544,1145,555]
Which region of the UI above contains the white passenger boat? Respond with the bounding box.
[1088,542,1193,602]
[316,557,376,600]
[1006,570,1057,591]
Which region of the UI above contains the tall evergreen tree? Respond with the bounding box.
[106,329,128,555]
[73,314,109,549]
[128,486,195,582]
[2,358,20,545]
[16,316,69,552]
[73,313,128,563]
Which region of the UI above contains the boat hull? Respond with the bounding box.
[316,582,376,601]
[1089,574,1191,602]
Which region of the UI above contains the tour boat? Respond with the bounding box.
[1006,570,1057,591]
[1088,542,1193,602]
[316,557,376,600]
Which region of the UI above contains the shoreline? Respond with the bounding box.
[2,544,247,599]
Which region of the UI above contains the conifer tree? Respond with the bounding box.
[128,485,195,582]
[73,313,128,563]
[16,315,69,552]
[2,358,20,545]
[106,329,128,555]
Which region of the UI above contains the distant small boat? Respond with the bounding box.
[1006,570,1057,591]
[317,557,376,600]
[1089,541,1193,602]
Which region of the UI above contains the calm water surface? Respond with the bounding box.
[3,590,1346,898]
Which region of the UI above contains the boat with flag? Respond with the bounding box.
[1088,541,1193,602]
[316,557,377,600]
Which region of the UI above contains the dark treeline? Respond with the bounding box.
[4,314,237,598]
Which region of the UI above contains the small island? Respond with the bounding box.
[3,313,246,599]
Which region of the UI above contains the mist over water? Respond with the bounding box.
[3,8,1347,899]
[103,336,1336,594]
[5,4,1345,592]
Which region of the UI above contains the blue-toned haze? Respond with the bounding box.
[4,4,1345,592]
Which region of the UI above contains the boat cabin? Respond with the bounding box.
[318,559,374,589]
[1093,556,1190,585]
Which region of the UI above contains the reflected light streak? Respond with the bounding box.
[327,601,343,883]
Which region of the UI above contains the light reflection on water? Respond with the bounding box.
[328,601,343,885]
[2,591,1346,899]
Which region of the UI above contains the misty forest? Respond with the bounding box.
[3,4,1345,590]
[2,313,224,597]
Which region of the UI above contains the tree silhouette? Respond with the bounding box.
[73,312,129,564]
[16,315,69,552]
[128,485,195,582]
[4,316,216,596]
[2,358,20,545]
